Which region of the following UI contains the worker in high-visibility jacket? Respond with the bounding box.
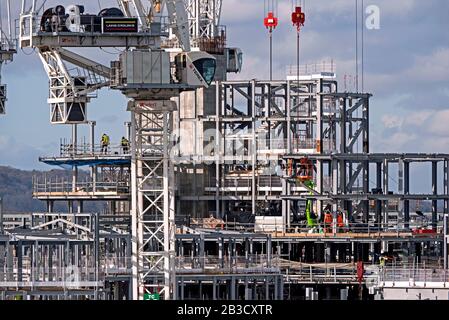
[337,210,345,232]
[303,180,318,228]
[324,210,333,233]
[101,133,110,154]
[121,136,129,154]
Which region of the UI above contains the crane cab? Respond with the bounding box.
[175,51,217,88]
[226,47,243,73]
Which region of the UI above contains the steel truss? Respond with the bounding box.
[185,0,222,39]
[130,102,176,300]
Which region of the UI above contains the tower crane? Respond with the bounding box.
[15,0,218,300]
[0,0,16,115]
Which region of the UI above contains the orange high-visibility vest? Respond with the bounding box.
[337,213,344,227]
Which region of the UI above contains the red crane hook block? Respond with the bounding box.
[264,11,278,31]
[292,6,305,31]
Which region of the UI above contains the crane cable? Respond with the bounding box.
[361,0,365,93]
[264,0,278,80]
[355,0,366,93]
[355,0,369,219]
[355,0,358,93]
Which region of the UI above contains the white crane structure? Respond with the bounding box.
[14,0,221,300]
[186,0,222,40]
[0,0,16,115]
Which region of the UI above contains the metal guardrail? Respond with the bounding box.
[59,142,130,157]
[379,267,449,283]
[257,138,336,153]
[33,178,130,194]
[102,256,131,275]
[188,219,443,236]
[220,138,336,154]
[286,61,336,77]
[282,264,359,283]
[175,255,279,274]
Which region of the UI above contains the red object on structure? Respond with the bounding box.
[298,157,314,182]
[264,11,278,31]
[292,6,306,31]
[412,228,437,235]
[357,261,364,284]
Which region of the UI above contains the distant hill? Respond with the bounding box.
[0,166,105,213]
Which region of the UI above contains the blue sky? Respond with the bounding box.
[0,0,448,171]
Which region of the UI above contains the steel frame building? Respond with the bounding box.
[0,0,448,301]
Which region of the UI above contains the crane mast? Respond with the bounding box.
[0,0,16,115]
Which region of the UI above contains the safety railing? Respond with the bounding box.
[286,60,336,77]
[291,100,338,116]
[379,266,449,283]
[202,174,284,196]
[102,256,132,275]
[257,138,336,153]
[219,176,283,188]
[175,254,280,274]
[257,176,283,188]
[261,221,443,235]
[188,219,443,236]
[59,142,130,157]
[279,261,359,283]
[33,177,130,194]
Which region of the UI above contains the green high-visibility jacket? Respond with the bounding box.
[305,199,318,227]
[303,179,318,227]
[102,135,110,145]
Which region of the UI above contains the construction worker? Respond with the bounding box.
[121,136,129,154]
[324,210,333,233]
[379,255,386,268]
[303,180,318,229]
[101,133,110,154]
[305,199,318,229]
[337,210,345,232]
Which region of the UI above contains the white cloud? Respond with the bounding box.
[405,48,449,82]
[382,114,402,129]
[404,110,433,126]
[375,108,449,153]
[377,132,417,152]
[426,110,449,137]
